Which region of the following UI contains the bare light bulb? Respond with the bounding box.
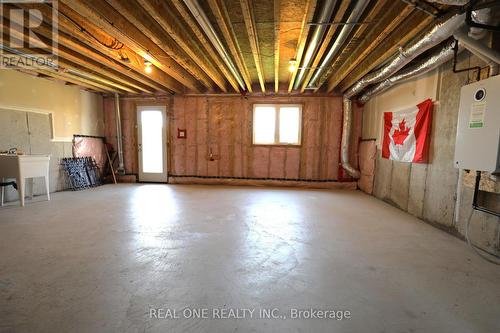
[144,61,153,74]
[288,59,297,73]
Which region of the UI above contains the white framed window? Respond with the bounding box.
[253,104,302,145]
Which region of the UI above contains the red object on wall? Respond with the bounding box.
[382,98,433,163]
[177,129,187,139]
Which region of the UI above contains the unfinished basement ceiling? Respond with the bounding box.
[3,0,453,95]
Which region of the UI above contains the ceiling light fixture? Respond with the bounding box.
[288,59,297,73]
[144,60,153,74]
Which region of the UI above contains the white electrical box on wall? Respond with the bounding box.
[454,75,500,174]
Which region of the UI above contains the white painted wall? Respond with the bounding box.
[0,70,104,141]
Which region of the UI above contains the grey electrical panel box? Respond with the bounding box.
[454,75,500,174]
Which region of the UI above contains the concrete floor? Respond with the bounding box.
[0,184,499,333]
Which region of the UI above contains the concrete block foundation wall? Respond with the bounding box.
[103,95,362,188]
[362,52,500,255]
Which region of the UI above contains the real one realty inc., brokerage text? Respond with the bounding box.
[149,307,352,320]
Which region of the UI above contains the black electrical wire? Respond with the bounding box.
[466,171,500,265]
[466,209,500,265]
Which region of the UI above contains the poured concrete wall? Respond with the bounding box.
[0,70,104,140]
[362,51,500,255]
[103,95,362,186]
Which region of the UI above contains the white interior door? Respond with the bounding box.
[137,106,168,182]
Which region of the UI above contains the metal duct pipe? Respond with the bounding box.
[426,0,469,5]
[454,26,500,64]
[468,8,491,39]
[337,12,464,179]
[358,7,495,102]
[359,39,459,103]
[341,96,360,179]
[114,93,125,175]
[307,0,370,88]
[293,0,337,90]
[183,0,246,90]
[345,13,465,98]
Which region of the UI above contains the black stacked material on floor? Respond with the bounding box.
[61,157,102,191]
[0,181,17,190]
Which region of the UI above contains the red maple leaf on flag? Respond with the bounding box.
[392,119,410,145]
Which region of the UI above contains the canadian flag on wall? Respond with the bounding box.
[382,98,433,163]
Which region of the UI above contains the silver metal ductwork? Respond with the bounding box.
[293,0,337,90]
[339,4,494,178]
[183,0,246,90]
[359,39,459,103]
[468,8,491,39]
[357,7,496,103]
[426,0,469,5]
[339,13,465,179]
[307,0,370,89]
[345,13,465,98]
[341,96,360,179]
[114,93,125,175]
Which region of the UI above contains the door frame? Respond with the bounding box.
[137,105,168,183]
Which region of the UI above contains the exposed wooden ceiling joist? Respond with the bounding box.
[137,0,240,93]
[59,0,203,92]
[287,0,317,93]
[337,11,434,93]
[3,26,137,94]
[273,0,280,93]
[206,0,253,92]
[53,31,169,94]
[2,0,449,96]
[311,0,391,92]
[326,1,414,92]
[34,69,118,93]
[168,0,241,92]
[102,0,217,91]
[299,0,351,93]
[2,14,156,94]
[240,0,266,92]
[44,3,182,93]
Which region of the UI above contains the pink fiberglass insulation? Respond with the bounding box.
[285,148,301,179]
[269,147,286,179]
[357,140,377,194]
[102,95,362,187]
[252,146,270,178]
[72,136,107,174]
